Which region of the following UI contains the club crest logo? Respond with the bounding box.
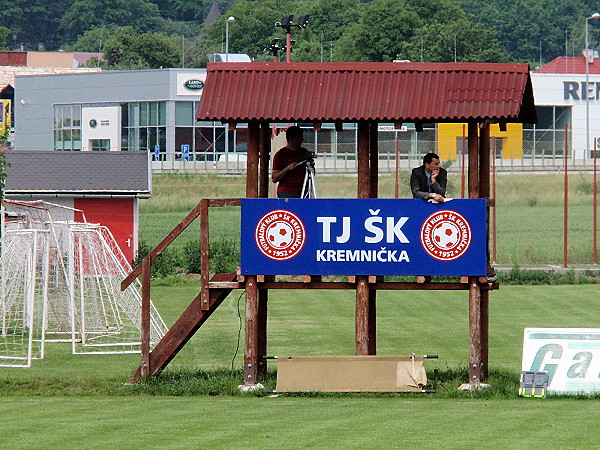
[420,210,472,261]
[255,209,306,261]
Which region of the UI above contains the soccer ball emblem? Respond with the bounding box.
[432,222,460,249]
[266,221,294,249]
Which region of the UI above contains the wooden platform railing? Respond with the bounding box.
[121,198,241,382]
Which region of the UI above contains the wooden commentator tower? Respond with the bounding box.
[122,62,536,387]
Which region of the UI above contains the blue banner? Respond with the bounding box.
[241,199,487,276]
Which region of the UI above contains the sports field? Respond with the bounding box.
[2,283,600,447]
[1,173,599,448]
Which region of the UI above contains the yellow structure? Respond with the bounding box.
[0,99,10,132]
[437,123,523,160]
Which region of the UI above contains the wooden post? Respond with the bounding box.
[478,124,490,199]
[259,122,271,198]
[467,122,479,199]
[244,122,261,384]
[140,256,151,377]
[368,121,378,354]
[467,121,483,384]
[356,278,370,355]
[369,121,378,198]
[244,276,259,385]
[246,122,260,198]
[357,121,370,198]
[355,120,376,355]
[200,199,210,310]
[478,123,491,380]
[468,277,482,384]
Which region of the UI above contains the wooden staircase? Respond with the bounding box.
[125,272,237,385]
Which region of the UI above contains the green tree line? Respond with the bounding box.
[0,0,599,68]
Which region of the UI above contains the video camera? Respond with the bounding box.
[301,150,316,166]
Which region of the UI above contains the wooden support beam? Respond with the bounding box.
[478,123,491,198]
[467,122,479,199]
[140,256,151,378]
[125,272,238,384]
[369,121,378,198]
[246,122,260,198]
[356,276,370,355]
[259,281,497,290]
[200,199,210,310]
[259,122,271,198]
[356,120,376,355]
[357,121,370,199]
[468,277,482,384]
[244,275,259,385]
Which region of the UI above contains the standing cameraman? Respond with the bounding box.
[271,126,309,198]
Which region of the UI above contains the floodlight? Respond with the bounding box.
[281,14,294,27]
[297,14,309,28]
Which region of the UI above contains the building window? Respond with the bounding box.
[122,101,166,152]
[54,105,82,151]
[89,139,110,151]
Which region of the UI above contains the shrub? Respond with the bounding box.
[182,237,240,275]
[134,240,182,277]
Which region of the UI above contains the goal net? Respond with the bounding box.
[0,200,168,367]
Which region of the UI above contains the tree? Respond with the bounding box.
[458,0,589,64]
[59,0,164,45]
[67,26,116,53]
[203,0,293,59]
[403,19,509,63]
[0,26,10,50]
[0,0,70,50]
[102,27,180,69]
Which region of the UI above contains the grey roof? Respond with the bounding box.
[5,150,150,196]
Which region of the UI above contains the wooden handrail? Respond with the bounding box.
[120,198,241,291]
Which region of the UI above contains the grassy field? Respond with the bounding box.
[2,283,600,446]
[1,172,599,448]
[141,173,600,266]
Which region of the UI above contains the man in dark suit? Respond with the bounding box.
[410,153,447,202]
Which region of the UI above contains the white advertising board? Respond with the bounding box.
[176,72,206,97]
[522,328,600,394]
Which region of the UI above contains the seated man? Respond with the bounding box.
[410,152,447,203]
[272,126,308,198]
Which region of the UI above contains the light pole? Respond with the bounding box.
[225,16,235,62]
[275,14,309,62]
[585,13,600,160]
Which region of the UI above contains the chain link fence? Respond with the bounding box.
[152,126,599,174]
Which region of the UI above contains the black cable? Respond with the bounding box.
[231,290,245,373]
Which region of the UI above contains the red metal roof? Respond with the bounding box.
[534,56,600,74]
[196,62,536,124]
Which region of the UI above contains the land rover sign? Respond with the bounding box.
[184,79,204,90]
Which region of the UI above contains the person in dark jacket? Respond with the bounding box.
[410,152,447,202]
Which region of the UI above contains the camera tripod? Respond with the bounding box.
[300,159,317,198]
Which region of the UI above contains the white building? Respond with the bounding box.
[532,55,600,158]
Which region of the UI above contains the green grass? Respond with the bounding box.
[3,396,600,448]
[2,173,600,447]
[140,173,600,266]
[2,284,598,383]
[2,396,600,448]
[2,282,600,447]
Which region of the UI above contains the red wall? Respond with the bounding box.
[0,51,27,66]
[73,198,135,263]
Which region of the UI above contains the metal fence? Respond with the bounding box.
[152,126,599,174]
